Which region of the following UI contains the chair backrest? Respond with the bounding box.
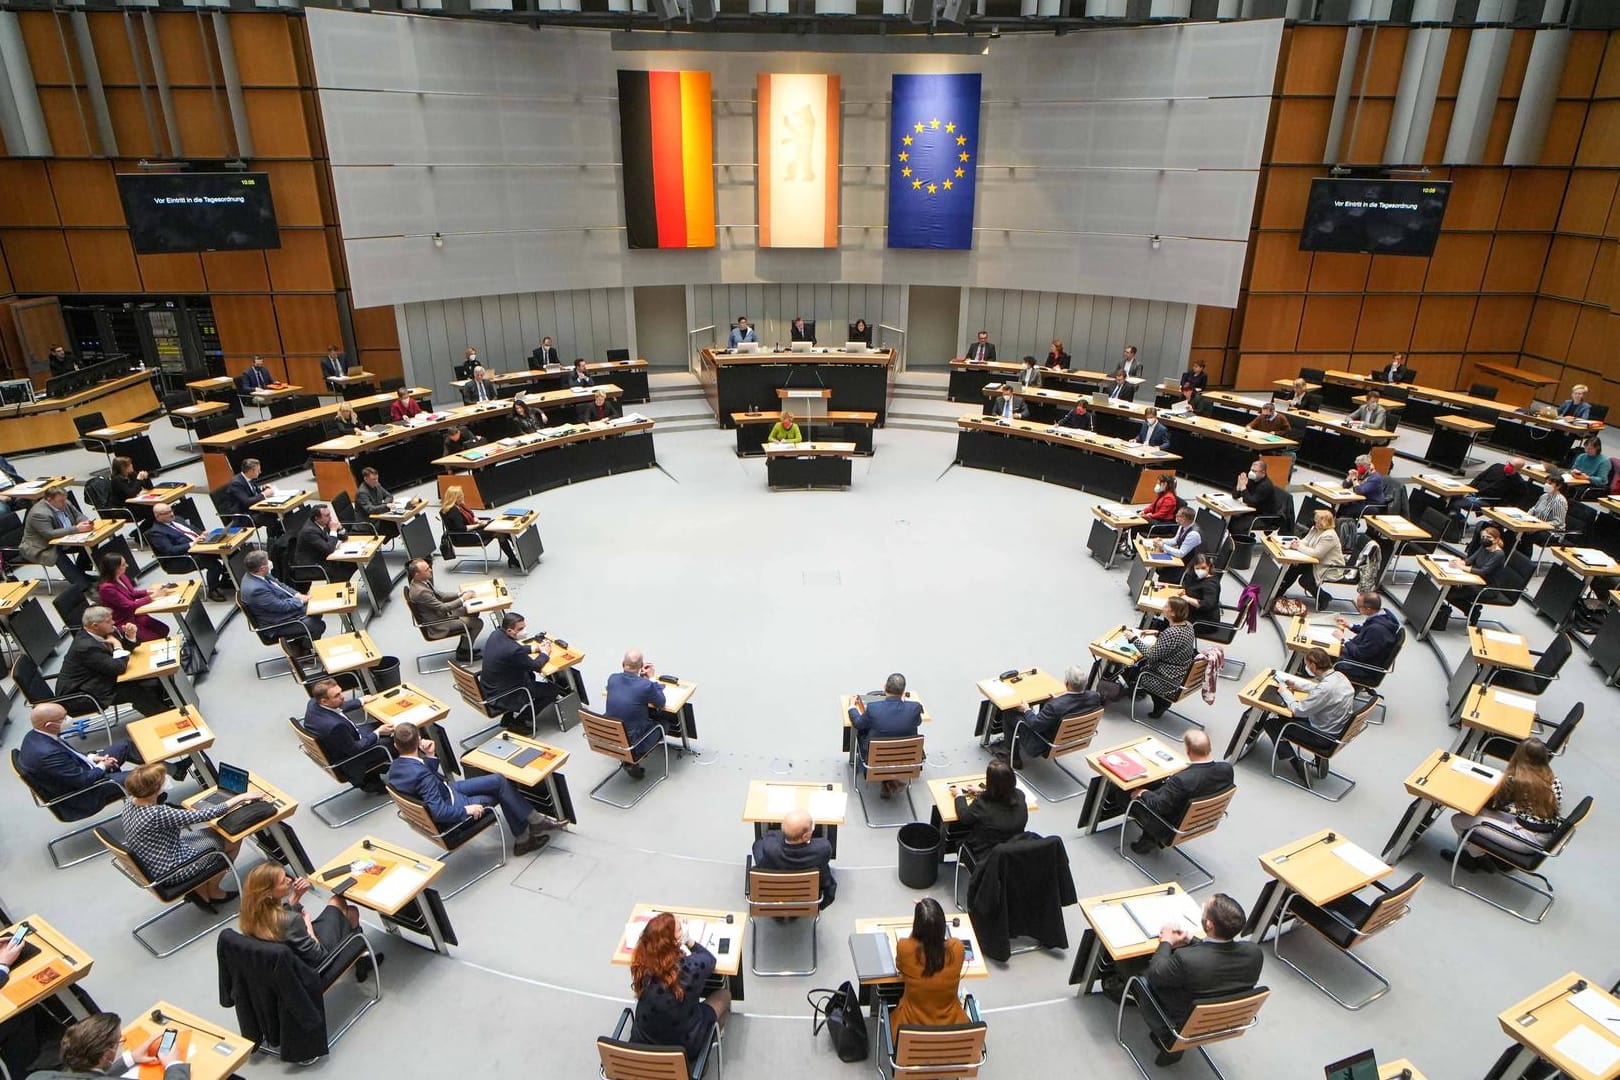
[10,653,53,705]
[1386,482,1409,520]
[385,785,453,851]
[1535,634,1572,678]
[1384,626,1407,673]
[82,474,113,510]
[862,735,925,781]
[747,868,821,919]
[596,1038,692,1080]
[1589,403,1610,422]
[73,411,107,438]
[1335,697,1379,751]
[1172,785,1236,846]
[1355,873,1422,941]
[1547,702,1583,754]
[893,1022,989,1079]
[10,747,51,807]
[581,709,636,762]
[1172,987,1270,1050]
[288,717,344,782]
[1173,656,1208,700]
[1299,367,1325,383]
[1416,507,1452,547]
[94,825,156,887]
[1050,709,1104,758]
[53,583,88,632]
[1469,382,1498,400]
[447,660,499,718]
[1540,793,1592,854]
[331,490,358,526]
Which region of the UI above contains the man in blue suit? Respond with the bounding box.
[237,356,273,393]
[18,703,140,819]
[148,502,231,601]
[386,722,548,856]
[848,673,924,796]
[604,648,666,780]
[301,679,393,793]
[480,612,562,733]
[1136,407,1172,450]
[321,345,347,388]
[239,550,325,648]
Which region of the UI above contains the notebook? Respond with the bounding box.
[850,931,897,981]
[1098,751,1147,783]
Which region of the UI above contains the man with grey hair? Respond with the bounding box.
[751,808,837,908]
[848,673,923,796]
[604,648,666,781]
[240,549,325,646]
[57,606,169,717]
[1011,665,1103,770]
[148,501,231,600]
[1346,453,1388,507]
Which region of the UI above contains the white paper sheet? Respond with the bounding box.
[363,866,427,910]
[1574,548,1610,564]
[1491,689,1539,712]
[1089,903,1148,948]
[1482,630,1525,645]
[1449,757,1500,781]
[1123,893,1202,939]
[808,790,847,821]
[1569,988,1620,1038]
[764,786,798,814]
[1552,1024,1620,1075]
[1331,840,1389,877]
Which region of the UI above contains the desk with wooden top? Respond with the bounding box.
[326,535,392,623]
[241,383,316,420]
[49,518,133,578]
[1451,685,1537,758]
[0,371,160,455]
[731,410,878,456]
[614,903,748,999]
[840,693,933,757]
[928,774,1038,855]
[1531,546,1620,636]
[83,418,163,475]
[1472,360,1560,408]
[476,509,544,574]
[430,412,655,509]
[1125,535,1185,600]
[126,705,218,785]
[1201,392,1396,475]
[3,476,73,505]
[1225,668,1306,762]
[0,915,95,1024]
[1589,589,1620,685]
[371,497,436,563]
[1495,972,1620,1080]
[851,913,988,988]
[124,480,200,524]
[183,771,312,877]
[1298,481,1365,528]
[361,682,460,776]
[1445,626,1536,717]
[1280,616,1344,674]
[315,837,456,955]
[1244,829,1391,943]
[1365,514,1432,587]
[1427,412,1495,472]
[1380,748,1504,863]
[1193,491,1249,560]
[1069,881,1205,996]
[742,780,847,855]
[136,578,219,666]
[119,635,196,709]
[0,579,49,669]
[1077,734,1188,835]
[187,526,255,590]
[122,1001,253,1080]
[450,357,651,403]
[1252,533,1321,617]
[1161,412,1298,490]
[948,357,1114,402]
[197,387,434,488]
[462,731,576,824]
[1403,554,1484,641]
[314,630,385,691]
[765,441,857,490]
[1482,505,1556,558]
[1084,623,1149,692]
[307,578,360,635]
[700,347,895,428]
[955,415,1177,502]
[1089,503,1150,569]
[973,667,1065,746]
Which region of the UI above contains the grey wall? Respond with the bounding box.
[963,291,1192,383]
[307,10,1281,312]
[907,286,963,373]
[633,286,689,370]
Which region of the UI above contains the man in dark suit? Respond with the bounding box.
[386,721,548,856]
[988,385,1028,422]
[535,336,560,367]
[481,611,562,733]
[848,673,924,795]
[1374,351,1414,383]
[1141,894,1264,1065]
[1011,665,1102,768]
[1233,459,1285,536]
[30,1012,190,1080]
[751,809,836,907]
[1335,592,1400,671]
[966,331,996,363]
[789,316,815,344]
[1106,368,1136,403]
[237,355,273,393]
[1461,456,1532,513]
[569,358,594,390]
[149,502,231,601]
[239,550,325,647]
[1128,731,1234,853]
[321,345,348,388]
[1057,400,1092,431]
[1136,407,1172,450]
[405,557,482,661]
[460,365,496,404]
[221,458,273,525]
[58,606,169,717]
[18,703,140,818]
[47,344,77,377]
[1120,345,1143,380]
[293,503,354,583]
[301,678,392,793]
[604,648,666,779]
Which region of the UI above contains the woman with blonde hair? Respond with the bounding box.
[239,862,372,976]
[1278,509,1345,609]
[767,410,803,446]
[440,483,518,568]
[120,762,253,904]
[629,912,730,1062]
[1446,738,1564,872]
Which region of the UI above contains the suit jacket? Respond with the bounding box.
[789,320,814,343]
[321,354,347,382]
[989,395,1028,421]
[354,481,394,516]
[148,518,207,561]
[217,930,328,1065]
[583,399,622,422]
[535,345,560,366]
[26,1065,186,1080]
[953,795,1028,862]
[1028,689,1102,731]
[605,671,666,743]
[1180,370,1208,394]
[570,369,595,389]
[964,833,1075,962]
[222,474,264,518]
[1375,362,1413,384]
[1145,938,1264,1028]
[385,753,466,830]
[966,342,996,363]
[1106,381,1137,403]
[1137,421,1171,449]
[237,365,272,392]
[57,628,135,706]
[1135,761,1234,845]
[97,575,166,642]
[728,326,758,347]
[240,573,307,632]
[1045,350,1071,370]
[460,378,496,405]
[293,520,344,568]
[1017,367,1043,388]
[1240,475,1285,519]
[20,500,85,564]
[751,831,836,903]
[849,696,923,754]
[1294,389,1323,412]
[1349,403,1389,429]
[480,630,547,707]
[302,700,388,789]
[407,579,470,639]
[18,728,120,819]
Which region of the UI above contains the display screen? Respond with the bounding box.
[1299,178,1451,257]
[117,172,280,254]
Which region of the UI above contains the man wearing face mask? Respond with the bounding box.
[1346,454,1388,510]
[1233,460,1284,536]
[1459,456,1531,514]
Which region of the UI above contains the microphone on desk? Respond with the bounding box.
[361,837,424,866]
[1415,752,1450,787]
[1273,831,1336,864]
[1516,979,1587,1025]
[150,1009,234,1043]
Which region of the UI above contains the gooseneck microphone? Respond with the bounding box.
[1273,831,1336,864]
[150,1009,234,1042]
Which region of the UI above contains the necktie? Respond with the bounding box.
[174,522,199,540]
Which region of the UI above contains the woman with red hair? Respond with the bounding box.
[630,912,730,1062]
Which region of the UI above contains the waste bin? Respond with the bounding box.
[372,655,403,692]
[897,822,942,889]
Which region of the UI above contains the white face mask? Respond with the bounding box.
[1249,470,1265,481]
[1194,568,1210,579]
[469,353,477,362]
[1154,483,1165,493]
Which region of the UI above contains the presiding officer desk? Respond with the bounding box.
[449,357,651,404]
[0,370,161,455]
[698,346,895,428]
[308,385,625,501]
[955,415,1178,501]
[433,414,656,507]
[198,387,433,489]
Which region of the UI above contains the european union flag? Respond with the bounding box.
[886,73,982,250]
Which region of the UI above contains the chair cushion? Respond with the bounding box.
[1293,893,1370,949]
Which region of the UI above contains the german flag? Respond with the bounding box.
[618,70,716,250]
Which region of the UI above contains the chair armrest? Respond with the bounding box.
[964,994,981,1024]
[743,854,753,899]
[610,1007,633,1041]
[34,776,126,812]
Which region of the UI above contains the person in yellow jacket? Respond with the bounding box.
[767,411,803,445]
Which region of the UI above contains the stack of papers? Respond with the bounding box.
[1123,892,1203,939]
[365,866,428,909]
[808,789,846,821]
[1331,840,1389,877]
[1570,988,1620,1038]
[1481,629,1524,645]
[764,786,799,814]
[1089,903,1149,948]
[1552,1026,1620,1075]
[1491,689,1539,712]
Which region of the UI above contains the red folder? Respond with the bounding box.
[1100,752,1148,783]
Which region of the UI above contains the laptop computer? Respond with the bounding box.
[198,762,251,808]
[1090,393,1108,408]
[842,341,869,353]
[1324,1049,1378,1080]
[789,340,814,353]
[345,365,365,377]
[735,342,762,354]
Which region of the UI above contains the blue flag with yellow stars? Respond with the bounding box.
[887,73,981,250]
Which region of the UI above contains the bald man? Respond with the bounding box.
[750,809,836,908]
[1125,730,1233,855]
[17,703,143,819]
[603,648,666,780]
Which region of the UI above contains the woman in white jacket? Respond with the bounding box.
[1277,510,1345,609]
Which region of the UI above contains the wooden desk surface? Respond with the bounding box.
[171,401,230,420]
[1416,553,1484,586]
[314,630,383,674]
[976,668,1065,711]
[1302,481,1365,505]
[956,415,1182,467]
[249,489,312,516]
[315,837,446,917]
[1138,582,1185,616]
[126,705,213,763]
[461,578,514,614]
[1284,618,1344,658]
[1163,411,1299,450]
[1403,749,1499,815]
[462,731,569,787]
[1080,882,1205,963]
[307,580,359,616]
[1497,972,1620,1080]
[1411,472,1478,496]
[1524,463,1589,486]
[483,509,541,534]
[243,384,305,402]
[763,441,858,458]
[928,774,1037,824]
[187,377,235,392]
[1434,414,1495,433]
[362,683,450,728]
[183,772,299,843]
[853,915,989,982]
[741,780,848,825]
[123,1001,253,1080]
[1365,514,1429,541]
[614,904,746,976]
[1196,492,1250,518]
[434,414,650,472]
[326,535,386,563]
[730,410,878,427]
[1468,626,1536,670]
[136,579,198,616]
[200,388,432,451]
[1379,1061,1428,1080]
[1483,505,1555,534]
[126,481,198,506]
[0,579,40,615]
[1548,546,1620,577]
[1135,535,1184,567]
[0,915,93,1023]
[1460,685,1538,741]
[86,420,150,439]
[1086,734,1188,793]
[1088,623,1144,666]
[840,693,933,728]
[1258,829,1391,906]
[50,518,120,547]
[371,497,429,523]
[189,528,254,557]
[1092,504,1148,527]
[119,636,182,682]
[1285,405,1398,442]
[1263,533,1320,564]
[1474,360,1559,388]
[1236,668,1306,716]
[4,476,73,500]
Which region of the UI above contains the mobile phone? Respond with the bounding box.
[962,940,975,963]
[717,938,731,955]
[332,877,358,897]
[320,866,351,882]
[9,923,31,947]
[158,1030,178,1055]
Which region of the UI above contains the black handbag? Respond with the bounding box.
[808,981,870,1063]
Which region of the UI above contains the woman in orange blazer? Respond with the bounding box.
[891,898,970,1031]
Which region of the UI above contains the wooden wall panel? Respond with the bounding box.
[137,253,207,294]
[1482,234,1551,293]
[1257,167,1315,230]
[36,89,95,157]
[1499,169,1569,231]
[1498,30,1535,98]
[47,161,123,227]
[1249,233,1312,292]
[170,89,233,159]
[272,294,341,355]
[1589,243,1615,309]
[257,162,324,226]
[1281,28,1345,96]
[1411,296,1478,350]
[0,231,76,292]
[211,295,279,360]
[358,348,403,382]
[18,12,78,84]
[1559,170,1619,236]
[244,90,312,157]
[1465,296,1533,352]
[1345,100,1395,164]
[1407,353,1462,390]
[1540,101,1586,167]
[1422,99,1456,165]
[1525,297,1580,359]
[1191,306,1231,349]
[104,89,166,159]
[152,15,213,86]
[1237,353,1326,388]
[202,250,271,292]
[1577,101,1620,167]
[1424,234,1491,292]
[1239,295,1304,351]
[66,231,141,292]
[0,162,58,226]
[1595,32,1620,97]
[230,16,302,86]
[85,13,139,85]
[1270,99,1332,164]
[1357,29,1408,96]
[1353,295,1419,351]
[1559,32,1605,98]
[1297,296,1361,350]
[1307,253,1369,293]
[352,304,400,350]
[1541,235,1598,300]
[1443,168,1506,230]
[265,230,334,292]
[1570,307,1613,363]
[1365,254,1430,292]
[1482,99,1518,164]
